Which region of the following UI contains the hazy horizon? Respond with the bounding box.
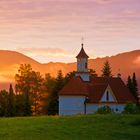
[0,49,139,90]
[0,48,139,64]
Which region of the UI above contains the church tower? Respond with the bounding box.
[76,43,89,72]
[75,43,90,81]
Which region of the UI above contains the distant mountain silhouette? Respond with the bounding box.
[0,50,139,92]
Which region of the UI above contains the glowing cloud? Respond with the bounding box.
[0,0,139,63]
[17,47,74,60]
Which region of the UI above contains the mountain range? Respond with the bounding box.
[0,50,139,92]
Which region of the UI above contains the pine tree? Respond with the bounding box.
[23,91,32,116]
[47,70,64,115]
[7,84,15,117]
[55,70,64,90]
[0,90,8,116]
[132,73,139,101]
[15,94,25,116]
[101,60,112,77]
[127,76,134,93]
[127,73,139,102]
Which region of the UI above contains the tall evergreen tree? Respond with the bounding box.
[23,91,32,116]
[101,60,112,77]
[7,84,15,117]
[42,73,56,114]
[15,94,25,116]
[127,73,139,102]
[0,90,8,116]
[15,64,33,116]
[127,75,134,94]
[44,73,56,94]
[47,70,64,115]
[132,73,139,101]
[30,71,44,115]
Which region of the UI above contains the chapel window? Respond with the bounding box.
[106,91,109,101]
[85,62,87,69]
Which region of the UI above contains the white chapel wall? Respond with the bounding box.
[77,58,88,72]
[59,96,85,116]
[100,85,116,102]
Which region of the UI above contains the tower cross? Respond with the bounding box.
[81,37,84,45]
[81,37,84,47]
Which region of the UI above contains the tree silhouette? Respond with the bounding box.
[132,73,138,99]
[7,84,15,117]
[101,60,112,77]
[127,73,139,102]
[47,70,64,115]
[89,69,98,77]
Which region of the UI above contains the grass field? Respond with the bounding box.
[0,114,140,140]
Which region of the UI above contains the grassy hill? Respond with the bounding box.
[0,114,140,140]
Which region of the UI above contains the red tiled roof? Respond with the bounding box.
[76,46,89,58]
[59,76,88,96]
[108,78,136,103]
[88,84,108,103]
[89,77,136,103]
[59,76,136,104]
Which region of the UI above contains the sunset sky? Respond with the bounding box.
[0,0,140,63]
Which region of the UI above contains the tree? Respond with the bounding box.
[127,75,133,93]
[15,64,44,116]
[15,94,25,116]
[89,69,98,77]
[15,64,32,116]
[123,103,140,114]
[64,71,76,84]
[0,90,8,116]
[127,73,139,102]
[47,70,64,115]
[44,73,56,94]
[42,73,55,114]
[101,60,112,77]
[30,71,44,115]
[7,84,15,117]
[132,73,138,101]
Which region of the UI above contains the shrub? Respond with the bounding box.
[96,106,112,114]
[123,103,140,114]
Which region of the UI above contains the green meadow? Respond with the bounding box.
[0,114,140,140]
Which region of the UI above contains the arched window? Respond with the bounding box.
[106,91,109,101]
